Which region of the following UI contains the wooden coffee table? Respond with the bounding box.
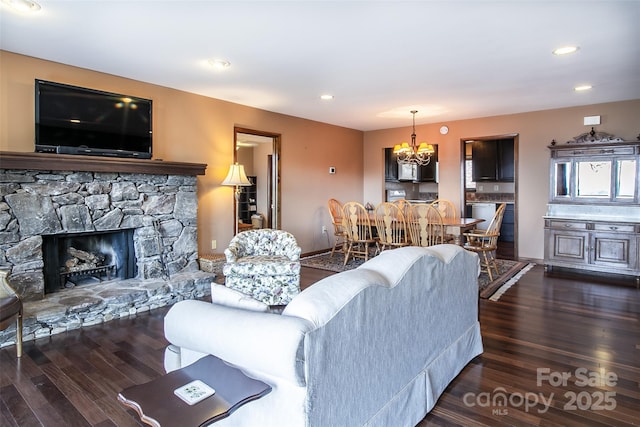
[118,355,271,426]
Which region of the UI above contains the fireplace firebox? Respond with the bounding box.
[42,229,136,293]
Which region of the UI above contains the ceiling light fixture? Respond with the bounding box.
[208,59,231,70]
[393,110,435,166]
[1,0,41,12]
[553,46,579,55]
[320,94,334,100]
[574,84,592,91]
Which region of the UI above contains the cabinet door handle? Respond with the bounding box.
[564,224,573,227]
[609,226,618,230]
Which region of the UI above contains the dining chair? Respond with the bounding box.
[373,202,411,252]
[407,203,444,247]
[327,198,348,258]
[0,269,23,357]
[463,203,507,281]
[342,201,380,265]
[392,199,411,219]
[430,199,458,243]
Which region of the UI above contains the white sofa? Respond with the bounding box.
[164,245,483,427]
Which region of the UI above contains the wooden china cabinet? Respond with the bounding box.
[543,131,640,284]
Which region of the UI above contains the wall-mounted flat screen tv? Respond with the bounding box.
[35,79,152,159]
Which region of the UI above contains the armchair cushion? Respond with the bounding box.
[222,255,300,276]
[224,229,301,262]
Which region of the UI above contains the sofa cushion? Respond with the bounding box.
[223,255,301,276]
[210,284,270,312]
[282,268,387,328]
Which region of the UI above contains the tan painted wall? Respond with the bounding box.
[363,100,640,261]
[3,51,639,261]
[0,51,363,255]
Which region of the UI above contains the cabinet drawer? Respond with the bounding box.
[592,223,636,233]
[548,220,588,230]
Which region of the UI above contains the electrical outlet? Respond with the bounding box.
[494,184,500,191]
[211,240,217,250]
[321,226,327,234]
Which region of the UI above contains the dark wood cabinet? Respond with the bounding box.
[417,145,438,182]
[384,148,398,181]
[471,140,498,181]
[385,146,438,182]
[498,139,515,181]
[238,176,257,224]
[499,204,515,242]
[471,139,514,182]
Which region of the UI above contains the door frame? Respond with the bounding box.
[460,133,519,259]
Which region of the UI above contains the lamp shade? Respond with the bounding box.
[221,163,251,186]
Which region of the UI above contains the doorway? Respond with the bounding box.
[234,127,281,232]
[460,134,518,259]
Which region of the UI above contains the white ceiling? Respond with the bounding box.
[1,1,639,131]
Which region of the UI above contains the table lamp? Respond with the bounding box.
[222,163,252,235]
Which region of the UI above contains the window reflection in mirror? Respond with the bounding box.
[617,159,636,199]
[554,162,571,197]
[576,161,611,197]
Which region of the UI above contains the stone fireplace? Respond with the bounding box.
[0,152,214,348]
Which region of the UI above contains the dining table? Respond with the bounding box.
[441,217,485,246]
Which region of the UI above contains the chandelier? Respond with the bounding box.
[393,110,435,166]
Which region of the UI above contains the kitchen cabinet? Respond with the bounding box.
[385,146,438,182]
[238,175,257,224]
[471,139,514,182]
[417,144,438,182]
[544,138,640,283]
[498,140,515,181]
[500,204,515,242]
[384,148,398,181]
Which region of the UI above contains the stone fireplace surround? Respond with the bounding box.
[0,152,215,348]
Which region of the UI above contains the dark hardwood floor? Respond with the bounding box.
[1,264,638,426]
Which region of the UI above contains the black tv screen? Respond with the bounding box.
[35,80,152,158]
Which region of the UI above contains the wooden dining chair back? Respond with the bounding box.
[430,199,458,243]
[374,202,410,251]
[463,203,506,281]
[327,198,347,257]
[430,199,457,221]
[392,199,411,219]
[342,201,380,265]
[407,203,444,247]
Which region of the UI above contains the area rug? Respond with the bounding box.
[300,252,534,300]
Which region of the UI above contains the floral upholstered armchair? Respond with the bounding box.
[222,229,301,305]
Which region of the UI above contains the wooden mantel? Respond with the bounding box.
[0,151,207,176]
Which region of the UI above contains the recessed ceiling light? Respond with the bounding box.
[320,94,334,100]
[553,46,579,55]
[208,59,231,70]
[1,0,41,12]
[574,84,592,91]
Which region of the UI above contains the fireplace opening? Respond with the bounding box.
[42,229,136,293]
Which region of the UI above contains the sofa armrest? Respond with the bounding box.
[164,300,311,386]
